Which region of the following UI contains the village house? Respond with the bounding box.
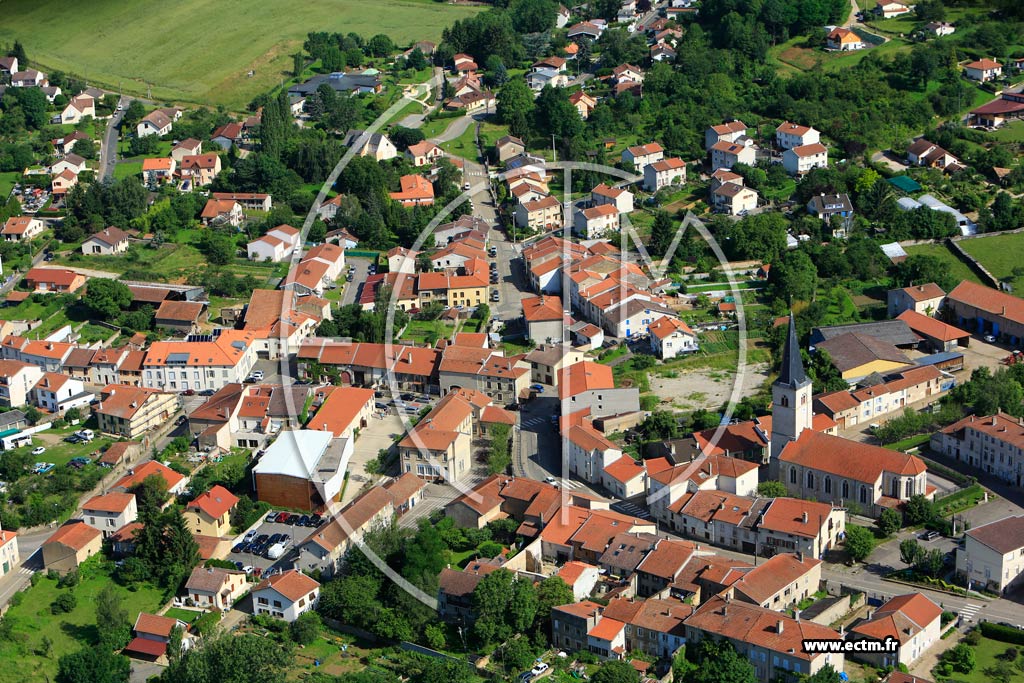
[906,139,961,171]
[125,613,188,661]
[955,515,1024,593]
[24,267,86,294]
[210,122,243,149]
[406,140,444,167]
[112,460,188,496]
[726,553,822,611]
[573,204,620,240]
[184,485,239,537]
[622,142,664,172]
[643,157,687,192]
[389,174,434,206]
[592,183,633,214]
[569,91,598,119]
[0,360,43,408]
[41,521,102,573]
[711,181,759,215]
[648,316,697,359]
[559,361,640,419]
[57,94,95,125]
[179,154,222,187]
[963,58,1002,82]
[247,224,301,262]
[252,570,321,622]
[94,384,179,439]
[170,138,202,163]
[776,122,821,149]
[29,371,91,414]
[296,486,395,575]
[782,143,828,176]
[9,68,46,87]
[710,140,756,170]
[183,566,248,610]
[200,198,243,227]
[82,492,138,538]
[2,216,44,242]
[515,194,563,230]
[141,157,176,185]
[704,120,748,150]
[211,192,272,212]
[826,27,864,51]
[137,109,173,137]
[849,593,942,669]
[875,0,912,18]
[81,227,131,255]
[343,130,398,161]
[496,135,527,162]
[887,282,945,317]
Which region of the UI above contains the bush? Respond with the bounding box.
[980,622,1024,646]
[289,611,322,645]
[51,592,77,614]
[57,570,79,588]
[477,540,503,558]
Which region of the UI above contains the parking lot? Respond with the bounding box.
[224,510,323,574]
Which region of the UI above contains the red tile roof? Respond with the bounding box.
[948,280,1024,326]
[113,460,185,492]
[253,569,320,602]
[134,612,180,638]
[558,361,614,399]
[779,430,926,484]
[186,485,239,520]
[44,521,101,551]
[83,492,135,514]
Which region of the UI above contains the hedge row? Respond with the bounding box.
[980,621,1024,645]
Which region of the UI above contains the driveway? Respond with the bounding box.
[339,411,405,505]
[340,257,372,308]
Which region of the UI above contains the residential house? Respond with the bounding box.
[945,280,1024,344]
[932,413,1024,486]
[57,94,95,125]
[200,198,243,227]
[81,227,130,255]
[29,372,91,414]
[389,174,434,206]
[452,53,478,73]
[1,528,21,577]
[10,68,46,87]
[137,110,173,137]
[569,91,597,120]
[567,21,604,40]
[925,21,955,36]
[184,485,239,537]
[296,486,395,575]
[0,360,43,408]
[82,493,138,538]
[557,561,601,601]
[41,521,102,573]
[343,130,398,161]
[886,283,945,318]
[211,192,272,212]
[170,138,202,163]
[496,135,527,162]
[643,157,687,192]
[0,57,18,78]
[179,154,222,187]
[573,204,620,240]
[141,157,175,185]
[50,153,87,177]
[906,139,961,171]
[955,515,1024,593]
[2,216,44,242]
[684,596,844,682]
[559,361,640,418]
[94,384,179,439]
[252,570,321,621]
[51,169,78,196]
[592,183,633,214]
[710,140,756,170]
[875,1,912,18]
[776,122,821,149]
[648,316,697,359]
[247,224,301,262]
[406,141,444,167]
[727,553,822,611]
[567,420,622,484]
[814,365,943,429]
[183,566,247,610]
[24,267,86,294]
[711,181,759,215]
[112,460,187,496]
[782,143,828,176]
[622,142,664,172]
[827,27,864,51]
[52,130,89,156]
[288,71,383,98]
[515,195,563,230]
[125,613,188,661]
[963,58,1002,82]
[399,390,485,483]
[807,193,853,229]
[141,330,259,393]
[552,601,604,652]
[437,560,504,622]
[210,122,243,149]
[848,594,942,668]
[704,121,748,151]
[522,294,567,343]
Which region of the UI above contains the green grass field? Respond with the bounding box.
[959,232,1024,293]
[904,242,983,286]
[0,172,19,200]
[0,560,165,683]
[986,120,1024,143]
[0,0,481,110]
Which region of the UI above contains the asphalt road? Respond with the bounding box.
[341,257,372,308]
[99,97,126,182]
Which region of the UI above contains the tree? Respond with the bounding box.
[472,569,538,645]
[290,610,322,645]
[899,539,925,567]
[592,661,640,683]
[941,643,976,674]
[639,410,679,441]
[504,636,538,671]
[877,508,902,537]
[903,494,935,526]
[756,481,787,497]
[511,0,558,33]
[649,210,675,259]
[122,100,146,127]
[803,664,841,683]
[416,658,472,683]
[366,34,395,58]
[769,249,818,304]
[96,585,131,649]
[917,548,945,578]
[684,638,756,683]
[57,647,130,683]
[9,41,27,67]
[843,525,874,563]
[496,79,535,137]
[293,52,305,77]
[82,278,132,320]
[533,576,574,641]
[161,633,293,683]
[407,48,428,71]
[131,473,170,519]
[198,232,238,266]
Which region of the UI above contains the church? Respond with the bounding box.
[769,315,934,517]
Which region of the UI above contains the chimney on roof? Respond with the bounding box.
[794,609,801,622]
[776,619,784,634]
[802,511,808,523]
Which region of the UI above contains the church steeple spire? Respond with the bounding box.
[777,312,808,388]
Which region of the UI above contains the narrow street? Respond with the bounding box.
[98,97,126,182]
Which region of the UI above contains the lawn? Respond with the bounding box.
[943,634,1023,683]
[958,232,1024,294]
[0,0,482,110]
[0,559,165,683]
[112,161,143,180]
[986,120,1024,143]
[0,171,18,200]
[56,241,207,282]
[163,607,202,624]
[0,296,64,322]
[904,242,983,286]
[401,319,454,343]
[771,35,911,74]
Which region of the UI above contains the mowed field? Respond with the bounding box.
[959,232,1024,294]
[0,0,481,110]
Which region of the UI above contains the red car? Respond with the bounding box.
[275,512,291,524]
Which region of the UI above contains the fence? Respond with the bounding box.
[345,250,380,260]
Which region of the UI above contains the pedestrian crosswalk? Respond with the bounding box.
[16,567,33,576]
[520,416,550,430]
[560,479,587,490]
[612,501,652,519]
[959,603,982,623]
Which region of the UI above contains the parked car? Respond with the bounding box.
[919,530,941,541]
[275,512,291,524]
[198,388,216,396]
[255,534,270,545]
[232,543,246,554]
[265,511,278,522]
[297,515,310,527]
[984,335,997,343]
[182,389,195,396]
[244,530,258,543]
[531,663,549,676]
[31,446,45,455]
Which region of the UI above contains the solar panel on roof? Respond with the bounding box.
[166,352,191,363]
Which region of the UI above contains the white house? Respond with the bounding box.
[956,515,1024,593]
[622,142,664,172]
[57,95,95,125]
[648,316,697,359]
[247,225,301,262]
[710,140,755,170]
[573,204,620,240]
[963,59,1002,82]
[591,183,633,214]
[775,122,820,150]
[137,110,173,138]
[81,493,138,538]
[0,360,44,408]
[30,372,92,415]
[925,21,955,36]
[848,593,942,669]
[252,570,321,622]
[782,143,828,176]
[1,216,45,242]
[875,1,912,18]
[705,121,748,151]
[643,157,687,192]
[81,227,131,256]
[567,423,622,485]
